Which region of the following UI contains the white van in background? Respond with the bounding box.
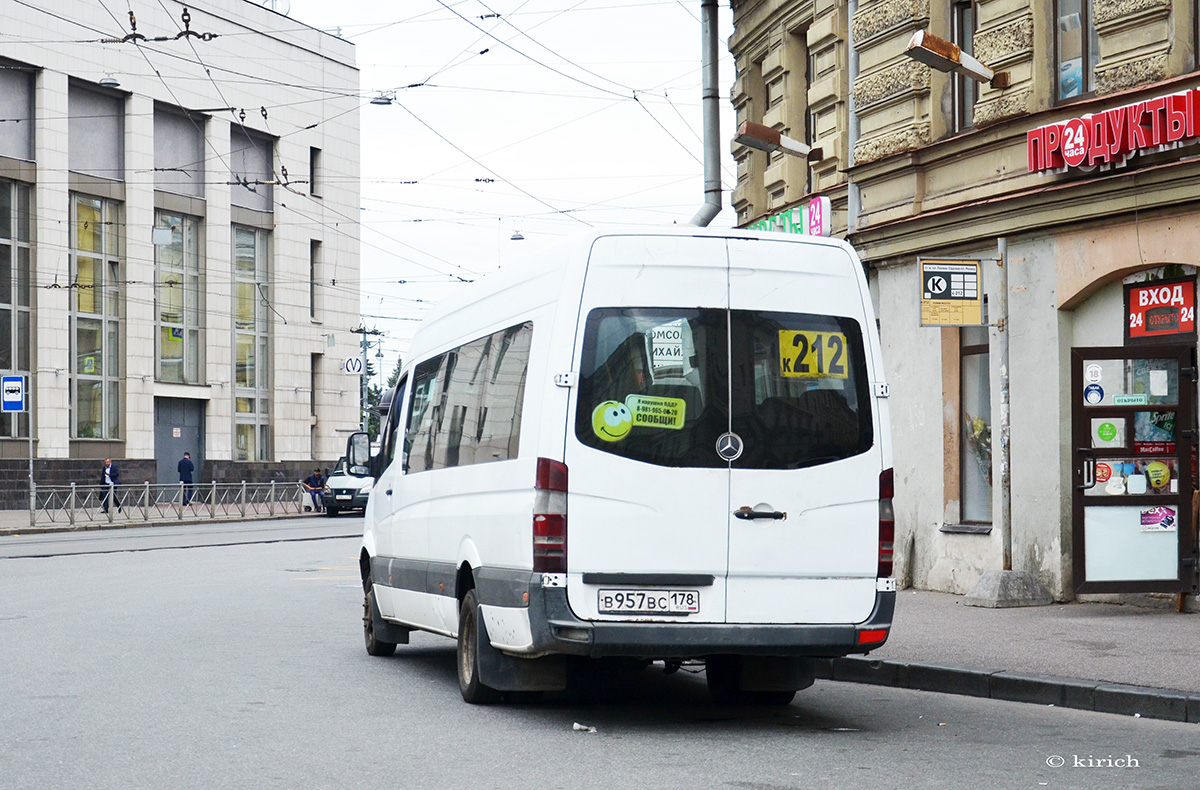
[347,227,895,704]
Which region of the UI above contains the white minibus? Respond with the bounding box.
[346,227,895,704]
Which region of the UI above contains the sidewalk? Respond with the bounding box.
[819,588,1200,724]
[0,502,309,536]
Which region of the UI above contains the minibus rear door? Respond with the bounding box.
[722,238,881,625]
[564,234,733,624]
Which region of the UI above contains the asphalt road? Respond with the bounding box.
[0,530,1196,790]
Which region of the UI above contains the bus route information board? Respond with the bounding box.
[920,259,984,327]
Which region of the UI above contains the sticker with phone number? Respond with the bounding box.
[778,330,849,379]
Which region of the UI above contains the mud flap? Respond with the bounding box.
[736,656,816,692]
[475,607,567,692]
[371,591,411,645]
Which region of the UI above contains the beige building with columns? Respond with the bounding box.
[731,0,1200,605]
[0,0,362,500]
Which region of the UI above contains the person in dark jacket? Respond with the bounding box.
[302,468,325,512]
[101,458,122,514]
[178,452,195,505]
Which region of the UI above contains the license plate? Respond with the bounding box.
[336,494,352,500]
[597,589,699,615]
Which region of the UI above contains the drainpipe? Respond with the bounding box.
[689,0,722,227]
[847,0,861,235]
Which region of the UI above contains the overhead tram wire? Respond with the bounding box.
[474,0,638,95]
[432,0,630,100]
[415,0,523,87]
[431,0,710,173]
[50,7,481,289]
[113,4,450,282]
[392,100,591,227]
[279,201,480,282]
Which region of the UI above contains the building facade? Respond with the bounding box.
[0,0,362,500]
[731,0,1200,604]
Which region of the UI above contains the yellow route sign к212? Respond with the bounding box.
[920,259,984,326]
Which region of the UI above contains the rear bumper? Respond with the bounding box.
[526,581,895,660]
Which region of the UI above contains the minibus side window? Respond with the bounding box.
[382,375,407,468]
[403,322,533,474]
[479,323,532,462]
[405,355,445,473]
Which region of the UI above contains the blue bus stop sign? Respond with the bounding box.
[2,376,26,412]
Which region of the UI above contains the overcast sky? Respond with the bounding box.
[280,0,738,371]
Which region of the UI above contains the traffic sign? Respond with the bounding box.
[2,375,26,412]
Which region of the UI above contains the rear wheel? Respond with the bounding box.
[362,574,396,657]
[457,589,501,704]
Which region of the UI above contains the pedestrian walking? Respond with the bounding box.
[178,452,195,505]
[303,468,325,512]
[100,457,122,514]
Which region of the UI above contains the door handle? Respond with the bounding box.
[1076,447,1097,490]
[734,507,787,521]
[386,489,393,496]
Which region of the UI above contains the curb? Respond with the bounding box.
[816,656,1200,724]
[0,511,320,537]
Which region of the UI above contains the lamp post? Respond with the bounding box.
[901,37,1041,606]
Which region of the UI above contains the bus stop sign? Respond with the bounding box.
[2,375,26,412]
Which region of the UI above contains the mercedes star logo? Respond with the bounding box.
[716,432,743,462]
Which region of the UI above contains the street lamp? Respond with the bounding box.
[733,121,821,160]
[903,30,1010,88]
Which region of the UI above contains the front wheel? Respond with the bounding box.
[457,589,500,704]
[363,574,396,657]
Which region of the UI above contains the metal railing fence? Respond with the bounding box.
[28,481,310,527]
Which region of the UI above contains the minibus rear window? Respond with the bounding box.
[575,308,872,469]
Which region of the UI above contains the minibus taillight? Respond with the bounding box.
[878,468,894,578]
[533,458,568,573]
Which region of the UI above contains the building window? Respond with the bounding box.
[309,239,321,321]
[961,324,992,522]
[230,129,273,213]
[1056,0,1098,100]
[310,353,320,459]
[0,65,35,161]
[233,225,270,461]
[154,107,204,198]
[71,194,122,440]
[155,212,203,384]
[68,86,124,181]
[309,147,322,197]
[0,179,32,438]
[952,0,977,131]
